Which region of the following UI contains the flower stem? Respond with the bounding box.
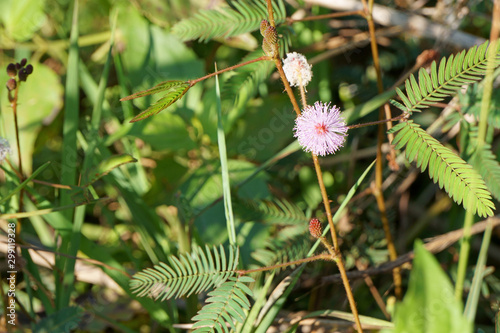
[11,82,23,182]
[265,2,363,330]
[272,33,364,333]
[298,79,307,108]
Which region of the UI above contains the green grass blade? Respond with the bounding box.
[56,0,80,309]
[464,219,493,321]
[215,68,236,245]
[0,161,50,204]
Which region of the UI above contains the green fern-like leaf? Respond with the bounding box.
[172,0,286,42]
[130,245,239,301]
[392,40,500,114]
[390,121,495,217]
[129,82,191,122]
[470,144,500,201]
[191,276,254,333]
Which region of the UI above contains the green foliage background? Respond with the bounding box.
[0,0,499,332]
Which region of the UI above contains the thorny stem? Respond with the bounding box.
[362,0,402,299]
[266,3,363,331]
[237,253,334,275]
[188,56,270,86]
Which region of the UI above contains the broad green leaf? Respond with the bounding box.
[0,0,46,41]
[34,306,84,333]
[393,241,472,333]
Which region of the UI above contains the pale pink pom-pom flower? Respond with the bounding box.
[294,102,348,156]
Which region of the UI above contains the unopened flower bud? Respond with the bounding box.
[7,63,16,78]
[6,79,17,91]
[25,64,33,75]
[264,26,277,45]
[20,58,27,67]
[262,39,276,58]
[282,52,312,87]
[309,218,323,238]
[18,68,27,82]
[260,20,270,37]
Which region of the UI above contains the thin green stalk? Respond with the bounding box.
[214,67,236,245]
[456,1,500,302]
[56,0,80,309]
[62,14,116,309]
[464,219,493,320]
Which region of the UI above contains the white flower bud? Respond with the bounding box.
[282,52,312,87]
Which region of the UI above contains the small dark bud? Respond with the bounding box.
[25,64,33,75]
[7,63,17,78]
[20,58,27,67]
[18,68,27,82]
[15,63,21,70]
[6,78,17,91]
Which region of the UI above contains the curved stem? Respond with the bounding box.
[265,2,363,330]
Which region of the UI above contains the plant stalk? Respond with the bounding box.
[362,0,402,298]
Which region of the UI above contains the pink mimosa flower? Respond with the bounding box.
[294,102,348,156]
